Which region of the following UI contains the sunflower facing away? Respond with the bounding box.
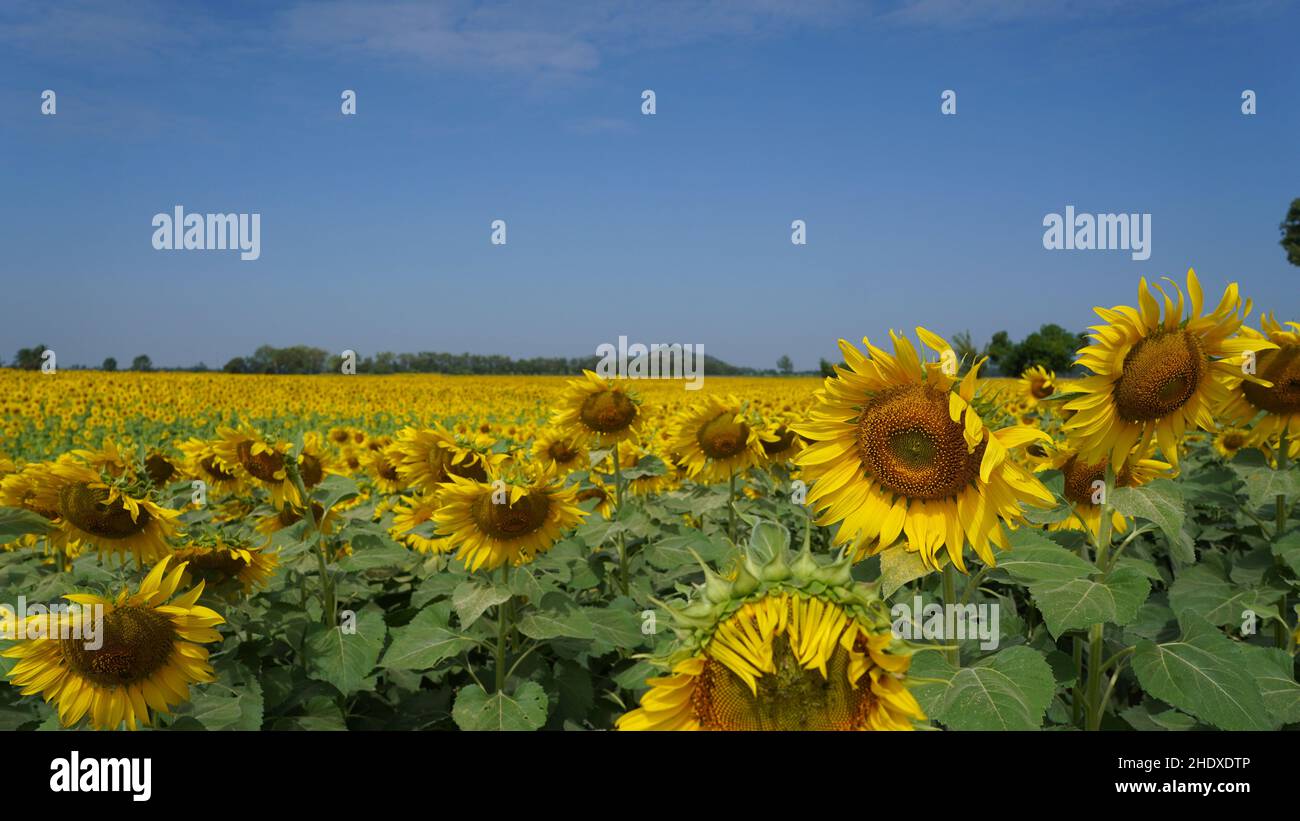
[617,541,925,731]
[551,370,642,446]
[1,557,224,730]
[793,328,1053,572]
[433,471,589,571]
[1217,312,1300,449]
[1064,268,1270,472]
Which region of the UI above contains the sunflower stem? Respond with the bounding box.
[610,442,628,594]
[728,468,737,545]
[941,563,960,667]
[495,562,512,693]
[1274,429,1290,649]
[285,455,334,628]
[1085,478,1115,730]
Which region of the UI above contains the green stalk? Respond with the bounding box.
[942,562,960,667]
[495,562,513,693]
[610,441,628,594]
[728,468,737,544]
[1275,429,1291,649]
[285,456,335,628]
[1085,487,1114,729]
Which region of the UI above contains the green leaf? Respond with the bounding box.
[746,518,789,563]
[0,507,56,543]
[1131,614,1273,730]
[1030,565,1150,637]
[313,474,360,514]
[1109,480,1193,561]
[336,533,415,571]
[1274,530,1300,576]
[516,595,595,641]
[1168,564,1283,629]
[910,646,1054,730]
[381,606,476,671]
[643,531,731,572]
[452,682,549,731]
[1239,645,1300,725]
[584,604,644,652]
[998,529,1097,584]
[304,608,387,694]
[1233,464,1300,510]
[878,547,929,598]
[185,675,264,730]
[452,579,512,629]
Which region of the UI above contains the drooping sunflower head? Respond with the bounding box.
[1,556,224,730]
[1218,313,1300,447]
[793,328,1053,572]
[1019,365,1057,405]
[433,471,589,571]
[669,395,766,484]
[143,449,180,487]
[172,532,279,595]
[618,537,925,731]
[41,461,179,565]
[1065,268,1270,472]
[551,370,642,446]
[212,424,299,508]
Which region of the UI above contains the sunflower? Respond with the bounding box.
[1064,269,1269,472]
[172,534,279,594]
[433,471,588,571]
[1,557,224,730]
[617,542,925,731]
[570,474,614,518]
[670,395,766,483]
[392,425,491,493]
[143,448,181,487]
[67,438,132,478]
[1212,427,1253,460]
[757,417,806,466]
[530,429,588,476]
[212,424,300,508]
[1035,442,1173,538]
[1019,365,1057,407]
[390,494,447,553]
[1217,312,1300,450]
[178,438,243,496]
[0,464,80,560]
[38,462,179,565]
[551,370,642,446]
[793,328,1054,572]
[365,444,407,495]
[254,500,336,537]
[296,432,339,491]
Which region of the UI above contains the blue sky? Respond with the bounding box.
[2,0,1298,370]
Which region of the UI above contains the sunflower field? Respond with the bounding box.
[1,268,1299,732]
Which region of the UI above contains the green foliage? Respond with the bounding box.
[1281,196,1300,266]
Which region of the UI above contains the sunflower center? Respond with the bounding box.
[1113,331,1205,422]
[1241,344,1300,415]
[1030,379,1054,400]
[376,458,400,481]
[576,486,608,505]
[857,385,984,500]
[1222,432,1247,450]
[548,441,580,464]
[579,389,638,433]
[58,483,152,539]
[279,501,325,526]
[761,426,797,456]
[447,457,488,482]
[144,454,176,485]
[184,550,251,585]
[236,441,285,482]
[692,635,870,731]
[1061,456,1106,506]
[61,605,177,688]
[696,413,750,460]
[471,491,551,540]
[299,453,324,487]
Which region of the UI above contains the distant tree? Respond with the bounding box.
[950,330,980,372]
[13,344,48,371]
[999,324,1086,376]
[1281,198,1300,267]
[777,355,793,375]
[819,358,841,378]
[101,357,117,371]
[131,354,153,372]
[984,331,1014,374]
[223,357,248,374]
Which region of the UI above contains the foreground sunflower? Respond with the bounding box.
[433,471,588,571]
[1217,312,1300,449]
[793,328,1053,572]
[212,424,300,508]
[172,533,279,594]
[1,557,224,730]
[1034,442,1173,538]
[1064,268,1268,472]
[551,370,642,446]
[618,541,925,731]
[669,395,766,483]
